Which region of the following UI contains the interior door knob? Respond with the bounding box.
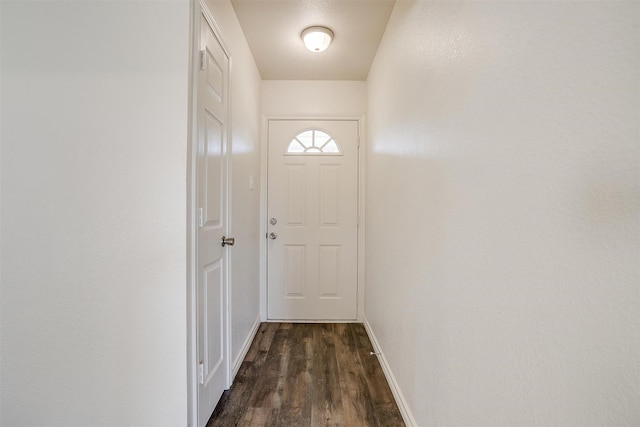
[221,236,235,247]
[268,232,277,240]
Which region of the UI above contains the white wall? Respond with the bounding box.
[1,1,190,426]
[366,1,639,426]
[262,80,366,117]
[204,0,263,371]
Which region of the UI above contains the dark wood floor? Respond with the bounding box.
[207,322,405,427]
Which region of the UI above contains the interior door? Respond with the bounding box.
[267,120,359,320]
[196,12,230,427]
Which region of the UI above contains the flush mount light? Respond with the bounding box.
[301,26,334,52]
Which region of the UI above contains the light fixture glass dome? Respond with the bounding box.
[301,26,334,52]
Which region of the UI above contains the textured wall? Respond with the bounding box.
[205,0,263,373]
[1,1,190,425]
[366,1,639,425]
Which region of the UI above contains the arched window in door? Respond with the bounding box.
[285,129,342,155]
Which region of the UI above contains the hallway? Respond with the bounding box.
[207,323,404,426]
[2,1,638,426]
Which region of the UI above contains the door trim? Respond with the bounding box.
[259,116,366,323]
[187,1,233,425]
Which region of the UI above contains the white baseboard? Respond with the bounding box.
[231,315,261,380]
[363,317,418,427]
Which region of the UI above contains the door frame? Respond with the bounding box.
[260,116,366,323]
[187,1,233,425]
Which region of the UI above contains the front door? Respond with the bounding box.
[267,120,359,320]
[196,12,230,427]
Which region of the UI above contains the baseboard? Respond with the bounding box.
[265,319,356,323]
[231,315,261,380]
[363,317,418,427]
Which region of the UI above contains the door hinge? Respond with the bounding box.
[198,207,204,228]
[199,50,206,71]
[198,361,204,384]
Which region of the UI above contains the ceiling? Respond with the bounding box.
[229,0,396,80]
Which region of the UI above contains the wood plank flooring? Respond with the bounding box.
[207,323,405,427]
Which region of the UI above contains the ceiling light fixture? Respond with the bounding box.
[301,26,334,52]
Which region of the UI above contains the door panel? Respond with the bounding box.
[204,261,223,378]
[284,245,306,297]
[286,165,306,225]
[205,113,223,225]
[267,120,358,320]
[320,165,339,225]
[319,245,340,297]
[196,13,229,427]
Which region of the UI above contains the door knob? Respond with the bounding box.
[221,236,235,247]
[268,232,277,240]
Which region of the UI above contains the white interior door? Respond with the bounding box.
[196,12,230,427]
[267,120,359,320]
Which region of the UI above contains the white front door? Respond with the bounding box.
[267,120,359,321]
[196,12,230,427]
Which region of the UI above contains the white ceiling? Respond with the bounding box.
[229,0,396,80]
